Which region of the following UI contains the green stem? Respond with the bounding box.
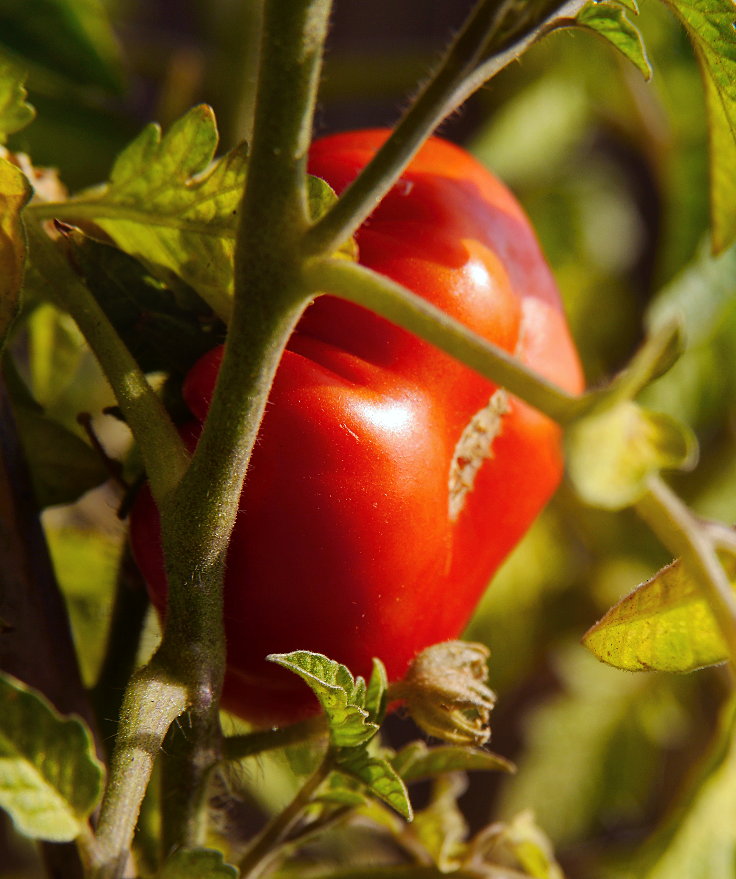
[636,476,736,671]
[302,257,582,424]
[303,0,507,256]
[25,221,188,503]
[238,752,334,878]
[303,0,588,259]
[224,715,327,761]
[90,664,189,879]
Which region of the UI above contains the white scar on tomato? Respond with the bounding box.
[448,388,509,521]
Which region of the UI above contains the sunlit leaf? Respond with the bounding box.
[0,673,104,841]
[659,0,736,251]
[0,0,123,92]
[59,105,245,320]
[485,810,565,879]
[567,401,698,509]
[577,2,652,79]
[393,741,514,782]
[158,847,238,878]
[0,61,34,142]
[0,156,30,348]
[583,553,736,671]
[335,748,412,821]
[267,651,378,748]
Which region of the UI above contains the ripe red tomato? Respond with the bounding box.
[130,130,583,725]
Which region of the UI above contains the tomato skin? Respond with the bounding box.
[129,130,583,725]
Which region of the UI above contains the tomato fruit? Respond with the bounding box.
[129,130,583,725]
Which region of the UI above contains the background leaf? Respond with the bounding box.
[659,0,736,251]
[0,672,104,842]
[566,401,698,509]
[0,156,30,347]
[0,0,123,92]
[158,847,238,878]
[583,554,736,671]
[393,742,514,783]
[0,60,34,143]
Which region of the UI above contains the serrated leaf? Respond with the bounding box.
[0,0,123,92]
[0,155,30,348]
[567,401,698,509]
[393,742,515,783]
[583,554,736,672]
[64,105,245,320]
[60,227,224,376]
[158,847,238,878]
[335,748,413,820]
[659,0,736,251]
[364,657,388,724]
[0,673,104,841]
[0,61,34,143]
[577,2,652,79]
[267,651,378,748]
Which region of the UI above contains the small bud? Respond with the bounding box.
[392,641,496,746]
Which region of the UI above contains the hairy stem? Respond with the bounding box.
[238,752,334,878]
[637,475,736,672]
[224,715,327,761]
[25,221,188,503]
[304,0,588,258]
[302,257,582,424]
[90,665,189,879]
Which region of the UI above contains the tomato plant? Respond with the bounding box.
[129,130,583,723]
[2,1,736,877]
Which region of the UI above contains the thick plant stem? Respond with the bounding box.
[637,475,736,672]
[140,0,335,859]
[90,665,189,879]
[302,257,582,424]
[224,715,327,761]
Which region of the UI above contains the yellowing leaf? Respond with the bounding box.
[0,62,35,143]
[660,0,736,251]
[583,554,736,671]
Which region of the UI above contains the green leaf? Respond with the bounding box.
[64,105,246,320]
[364,657,388,725]
[0,672,104,841]
[410,774,467,871]
[567,401,698,509]
[59,227,224,376]
[267,651,379,748]
[0,155,30,348]
[577,2,652,80]
[485,810,565,879]
[658,0,736,251]
[158,847,238,878]
[307,174,357,260]
[392,741,515,783]
[644,701,736,879]
[335,748,413,821]
[0,60,34,142]
[0,0,123,92]
[583,553,736,672]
